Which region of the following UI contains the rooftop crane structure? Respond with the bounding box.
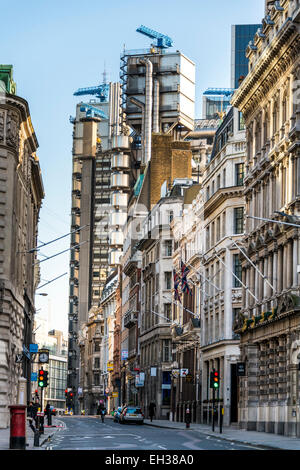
[136,25,173,49]
[79,104,108,120]
[74,83,110,102]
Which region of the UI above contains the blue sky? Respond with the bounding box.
[1,0,264,334]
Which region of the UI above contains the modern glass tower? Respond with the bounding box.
[231,24,261,89]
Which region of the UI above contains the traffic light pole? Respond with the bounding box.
[212,387,215,432]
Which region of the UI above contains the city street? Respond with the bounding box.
[45,416,265,451]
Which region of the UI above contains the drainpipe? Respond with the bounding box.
[139,59,153,165]
[152,79,160,133]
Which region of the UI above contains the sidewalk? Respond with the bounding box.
[144,418,300,450]
[0,417,64,450]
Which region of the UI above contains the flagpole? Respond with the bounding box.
[213,251,259,303]
[229,237,276,293]
[185,261,222,293]
[163,295,200,319]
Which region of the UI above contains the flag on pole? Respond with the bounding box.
[173,269,181,302]
[181,261,192,295]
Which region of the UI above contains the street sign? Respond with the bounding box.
[171,369,180,378]
[29,343,38,353]
[180,368,189,377]
[162,384,171,390]
[121,350,128,360]
[237,362,246,376]
[107,361,114,371]
[31,372,38,382]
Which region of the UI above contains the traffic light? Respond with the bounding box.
[210,369,220,389]
[38,369,49,388]
[38,369,45,387]
[213,370,219,389]
[43,370,48,387]
[65,389,68,398]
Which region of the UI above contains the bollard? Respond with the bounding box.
[8,405,27,450]
[34,429,40,447]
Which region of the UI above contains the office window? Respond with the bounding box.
[216,217,220,242]
[164,240,173,257]
[233,254,242,288]
[162,340,172,362]
[167,210,174,223]
[94,373,100,386]
[239,111,245,130]
[235,163,244,186]
[165,272,172,290]
[164,303,171,321]
[234,207,244,234]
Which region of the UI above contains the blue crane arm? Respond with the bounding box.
[136,25,173,48]
[80,104,108,120]
[74,84,109,102]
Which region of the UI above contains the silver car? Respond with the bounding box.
[119,406,144,424]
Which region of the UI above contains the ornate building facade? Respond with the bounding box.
[231,0,300,436]
[0,67,44,427]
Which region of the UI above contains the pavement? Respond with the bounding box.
[1,414,300,450]
[143,418,300,450]
[0,417,64,451]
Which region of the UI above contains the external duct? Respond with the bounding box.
[139,58,153,165]
[130,97,145,164]
[153,79,160,133]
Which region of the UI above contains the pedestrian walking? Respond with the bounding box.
[27,401,36,433]
[148,402,156,422]
[45,403,52,426]
[98,402,106,422]
[185,407,191,429]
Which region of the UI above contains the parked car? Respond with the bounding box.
[119,406,144,424]
[113,406,123,423]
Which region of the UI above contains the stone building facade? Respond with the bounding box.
[231,0,300,436]
[171,107,246,426]
[0,74,44,427]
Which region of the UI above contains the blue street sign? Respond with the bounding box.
[29,343,38,353]
[31,372,37,382]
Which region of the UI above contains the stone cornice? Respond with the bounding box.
[204,186,244,219]
[1,93,38,150]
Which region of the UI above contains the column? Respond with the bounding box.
[278,246,283,293]
[273,249,278,295]
[287,239,293,289]
[283,244,288,291]
[293,237,298,287]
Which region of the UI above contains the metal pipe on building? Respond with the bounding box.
[152,79,160,133]
[139,58,153,165]
[130,97,145,164]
